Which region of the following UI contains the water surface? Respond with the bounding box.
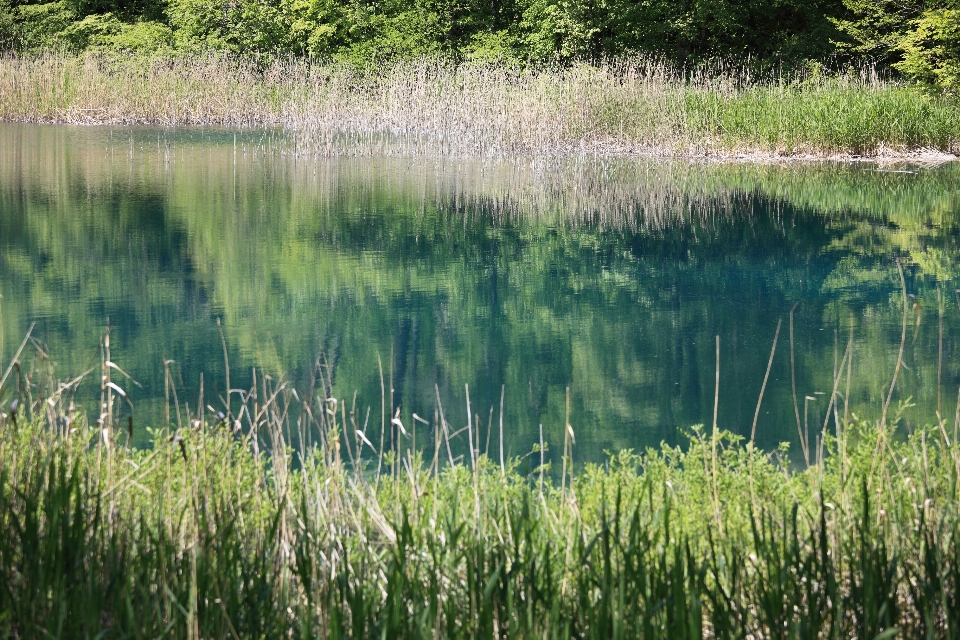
[2,124,960,462]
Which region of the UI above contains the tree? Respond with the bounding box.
[896,8,960,91]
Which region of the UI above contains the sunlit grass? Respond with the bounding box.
[1,329,960,638]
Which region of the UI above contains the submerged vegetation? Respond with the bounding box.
[1,332,960,637]
[2,54,960,156]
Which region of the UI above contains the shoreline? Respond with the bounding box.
[3,54,959,161]
[4,119,958,164]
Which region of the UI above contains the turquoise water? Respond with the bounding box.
[2,123,960,461]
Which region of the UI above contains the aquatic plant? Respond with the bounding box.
[1,53,958,156]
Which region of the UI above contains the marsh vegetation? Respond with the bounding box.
[2,55,960,156]
[1,315,959,638]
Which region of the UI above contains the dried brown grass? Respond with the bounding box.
[2,52,959,157]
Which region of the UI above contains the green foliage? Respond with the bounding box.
[0,0,950,96]
[896,9,960,92]
[166,0,290,56]
[10,4,170,52]
[103,19,172,50]
[831,0,927,61]
[1,389,960,637]
[281,0,354,59]
[63,0,165,23]
[9,1,77,51]
[0,0,15,51]
[0,0,950,95]
[59,11,121,49]
[506,0,843,63]
[832,0,960,91]
[0,0,854,66]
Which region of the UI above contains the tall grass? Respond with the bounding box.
[2,325,960,638]
[2,53,959,156]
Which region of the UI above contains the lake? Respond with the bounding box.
[2,123,959,463]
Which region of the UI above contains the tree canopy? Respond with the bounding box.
[1,0,959,91]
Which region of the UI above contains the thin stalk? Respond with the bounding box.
[435,383,454,468]
[820,338,851,437]
[712,335,722,535]
[104,327,113,432]
[751,319,781,443]
[390,343,395,479]
[466,383,475,471]
[562,386,573,497]
[377,352,385,486]
[879,260,908,432]
[938,285,943,418]
[217,318,231,419]
[341,400,357,471]
[499,384,505,476]
[432,404,441,475]
[790,303,809,467]
[955,289,960,445]
[844,320,854,426]
[539,422,545,499]
[869,260,909,490]
[485,405,493,459]
[0,322,34,395]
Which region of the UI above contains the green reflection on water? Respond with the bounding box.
[2,123,959,462]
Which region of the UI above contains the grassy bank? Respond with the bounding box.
[2,345,960,638]
[2,53,959,157]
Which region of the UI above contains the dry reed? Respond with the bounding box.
[2,52,959,157]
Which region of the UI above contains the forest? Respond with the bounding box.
[1,0,959,92]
